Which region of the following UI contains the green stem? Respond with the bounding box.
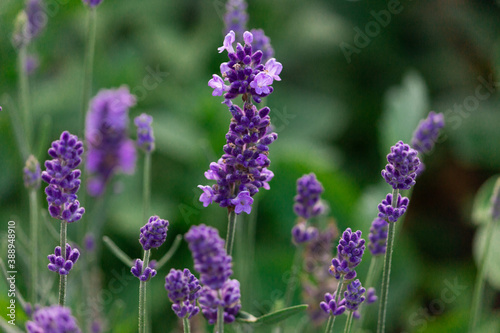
[18,45,32,151]
[183,317,191,333]
[353,255,382,331]
[29,189,38,304]
[324,316,333,333]
[58,221,68,306]
[80,7,97,136]
[377,189,398,333]
[344,311,353,333]
[469,216,496,332]
[225,208,237,256]
[284,246,303,307]
[217,299,224,333]
[103,236,134,266]
[138,249,150,333]
[327,276,345,332]
[143,152,152,223]
[156,234,183,270]
[4,97,29,160]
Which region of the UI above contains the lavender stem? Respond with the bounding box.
[344,311,353,333]
[103,236,133,266]
[326,276,344,333]
[217,295,224,333]
[377,189,399,333]
[18,45,32,150]
[155,234,182,270]
[284,246,303,306]
[354,255,382,330]
[58,221,68,306]
[138,249,150,333]
[183,317,191,333]
[80,7,97,135]
[225,208,237,256]
[142,152,151,223]
[29,189,39,304]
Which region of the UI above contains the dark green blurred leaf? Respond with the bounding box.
[471,175,499,226]
[473,221,500,290]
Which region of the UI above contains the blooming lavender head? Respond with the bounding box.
[319,292,346,316]
[343,279,366,311]
[26,305,81,333]
[24,154,41,190]
[82,0,103,7]
[139,216,168,251]
[250,29,274,63]
[329,228,365,280]
[47,244,80,275]
[411,111,445,155]
[185,224,232,290]
[198,279,241,324]
[377,193,409,223]
[165,268,201,319]
[294,173,325,219]
[134,113,155,153]
[368,217,388,255]
[224,0,248,42]
[41,131,85,223]
[381,140,420,190]
[131,259,157,281]
[85,87,137,196]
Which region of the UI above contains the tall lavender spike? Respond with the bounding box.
[185,224,232,290]
[381,140,420,190]
[85,87,137,196]
[329,228,365,280]
[198,279,241,324]
[41,131,85,223]
[224,0,248,42]
[26,305,81,333]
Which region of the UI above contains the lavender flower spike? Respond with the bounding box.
[47,244,80,275]
[368,217,389,256]
[185,224,232,290]
[24,154,41,190]
[134,113,155,153]
[131,259,157,281]
[343,279,366,312]
[329,228,365,280]
[139,215,169,251]
[381,140,420,190]
[377,193,409,223]
[224,0,248,42]
[198,279,241,324]
[319,292,346,316]
[165,268,201,319]
[411,111,445,154]
[293,173,325,219]
[26,305,81,333]
[41,131,85,223]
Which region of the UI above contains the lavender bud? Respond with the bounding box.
[368,218,389,256]
[165,268,201,319]
[293,173,325,220]
[139,216,169,251]
[198,279,241,324]
[47,244,80,275]
[319,292,345,316]
[377,193,409,223]
[343,279,366,311]
[131,259,157,281]
[329,228,365,280]
[381,141,420,190]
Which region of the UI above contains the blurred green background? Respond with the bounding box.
[1,0,500,332]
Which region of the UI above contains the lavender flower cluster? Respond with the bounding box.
[26,305,81,333]
[47,244,80,275]
[164,268,201,319]
[329,228,366,280]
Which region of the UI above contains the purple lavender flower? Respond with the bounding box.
[292,221,319,244]
[85,87,137,196]
[131,259,157,281]
[231,191,253,214]
[343,279,366,311]
[250,29,274,63]
[139,216,169,251]
[165,268,201,319]
[185,225,232,290]
[198,185,215,207]
[24,154,41,190]
[198,279,241,324]
[41,131,85,223]
[377,193,409,223]
[293,173,325,219]
[366,287,378,304]
[411,111,445,155]
[224,0,248,42]
[134,113,155,153]
[13,0,46,48]
[368,217,389,255]
[26,305,81,333]
[329,228,365,280]
[82,0,103,7]
[47,244,80,275]
[319,292,346,316]
[381,141,420,190]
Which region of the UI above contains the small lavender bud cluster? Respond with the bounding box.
[329,228,365,280]
[198,279,241,324]
[224,0,248,42]
[131,259,157,281]
[377,193,409,223]
[139,216,169,251]
[165,268,201,319]
[293,173,325,219]
[368,218,389,256]
[381,141,420,190]
[134,113,155,153]
[26,305,81,333]
[292,221,319,244]
[185,224,232,290]
[23,154,41,190]
[47,244,80,275]
[343,279,366,312]
[42,131,85,223]
[319,292,345,316]
[366,287,378,304]
[85,87,137,196]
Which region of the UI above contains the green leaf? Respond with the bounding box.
[379,70,429,155]
[473,221,500,290]
[471,175,500,226]
[236,304,308,326]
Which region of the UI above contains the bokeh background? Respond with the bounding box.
[1,0,500,332]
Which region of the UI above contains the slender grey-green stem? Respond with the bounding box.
[353,255,382,331]
[183,317,191,333]
[469,215,497,332]
[18,45,32,151]
[142,152,152,223]
[4,97,29,160]
[225,208,237,256]
[217,298,225,333]
[103,236,134,266]
[138,249,150,333]
[58,221,68,306]
[377,189,399,333]
[325,276,345,333]
[344,311,353,333]
[29,189,39,304]
[80,7,97,135]
[284,245,304,307]
[156,234,183,270]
